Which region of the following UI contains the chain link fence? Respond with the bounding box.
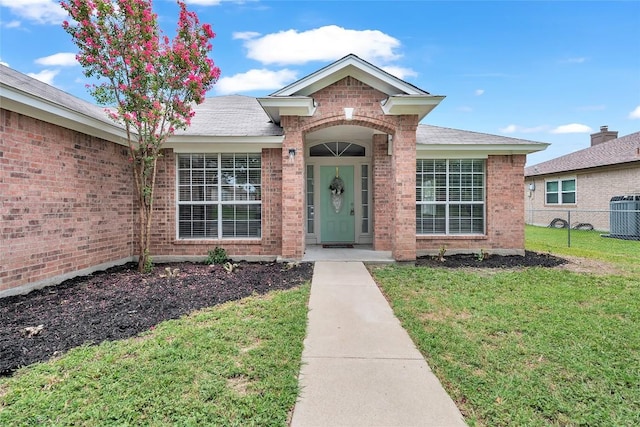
[526,208,640,247]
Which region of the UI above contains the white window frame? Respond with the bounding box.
[176,153,262,240]
[545,177,576,205]
[416,158,486,235]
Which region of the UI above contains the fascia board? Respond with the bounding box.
[257,97,316,124]
[1,85,128,145]
[416,143,550,156]
[166,136,284,152]
[272,56,428,97]
[381,95,445,121]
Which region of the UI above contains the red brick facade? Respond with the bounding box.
[1,76,532,295]
[149,148,283,258]
[1,109,134,293]
[416,155,527,255]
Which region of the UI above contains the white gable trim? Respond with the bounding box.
[256,96,316,124]
[270,54,429,97]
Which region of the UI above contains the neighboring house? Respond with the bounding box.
[524,127,640,230]
[1,54,548,296]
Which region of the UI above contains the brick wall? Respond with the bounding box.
[417,154,527,255]
[525,164,640,231]
[149,148,283,258]
[1,109,134,293]
[296,76,403,255]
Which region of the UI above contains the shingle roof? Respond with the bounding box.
[416,124,547,146]
[0,63,116,126]
[175,95,283,137]
[525,131,640,177]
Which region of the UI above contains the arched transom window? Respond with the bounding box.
[309,142,366,157]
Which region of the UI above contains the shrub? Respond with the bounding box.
[206,247,228,265]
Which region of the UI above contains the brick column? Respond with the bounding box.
[280,116,305,259]
[391,116,418,261]
[372,133,392,250]
[486,155,526,252]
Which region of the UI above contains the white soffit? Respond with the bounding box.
[257,96,316,124]
[381,95,446,121]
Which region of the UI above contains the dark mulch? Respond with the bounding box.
[0,262,313,377]
[416,250,567,269]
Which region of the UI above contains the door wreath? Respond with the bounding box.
[329,169,344,213]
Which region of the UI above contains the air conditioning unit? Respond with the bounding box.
[609,195,640,240]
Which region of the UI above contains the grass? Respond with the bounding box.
[526,224,640,273]
[372,231,640,426]
[0,285,310,426]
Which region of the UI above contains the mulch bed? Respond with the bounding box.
[1,252,566,377]
[0,262,313,377]
[416,250,567,268]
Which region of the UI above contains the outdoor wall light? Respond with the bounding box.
[344,107,354,120]
[288,148,296,162]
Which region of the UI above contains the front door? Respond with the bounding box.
[320,165,355,243]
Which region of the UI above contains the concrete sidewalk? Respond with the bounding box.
[290,261,467,427]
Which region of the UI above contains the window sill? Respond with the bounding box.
[417,234,487,240]
[174,239,262,245]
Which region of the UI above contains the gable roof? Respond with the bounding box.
[271,54,430,97]
[0,63,548,155]
[258,54,445,124]
[525,131,640,177]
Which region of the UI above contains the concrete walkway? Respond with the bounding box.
[290,261,467,427]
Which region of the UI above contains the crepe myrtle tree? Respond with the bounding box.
[61,0,220,272]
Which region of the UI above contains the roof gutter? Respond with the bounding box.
[0,84,129,145]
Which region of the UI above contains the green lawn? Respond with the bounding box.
[372,229,640,426]
[526,225,640,273]
[0,285,309,426]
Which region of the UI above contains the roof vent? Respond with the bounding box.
[590,125,618,147]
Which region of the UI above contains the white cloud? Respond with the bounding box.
[0,58,9,67]
[457,106,473,113]
[215,68,298,94]
[628,105,640,119]
[499,124,549,134]
[233,31,261,40]
[35,52,78,67]
[1,20,21,28]
[474,89,484,96]
[27,69,60,85]
[0,0,67,25]
[185,0,222,5]
[240,25,401,65]
[381,65,417,80]
[550,123,593,134]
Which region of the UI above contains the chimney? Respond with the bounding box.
[590,125,618,146]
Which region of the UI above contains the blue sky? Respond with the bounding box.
[1,0,639,165]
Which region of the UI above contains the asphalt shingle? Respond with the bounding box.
[416,124,546,146]
[175,95,283,137]
[525,131,640,176]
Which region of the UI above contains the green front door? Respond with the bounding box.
[320,165,355,243]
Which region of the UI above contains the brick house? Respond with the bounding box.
[1,54,548,296]
[524,126,640,230]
